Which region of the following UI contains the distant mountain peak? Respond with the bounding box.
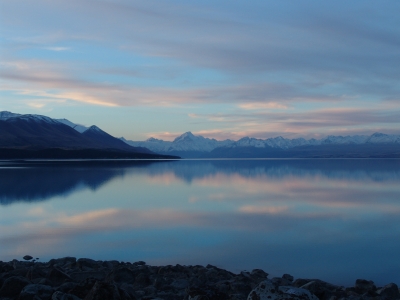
[371,132,386,137]
[146,137,164,142]
[174,131,196,142]
[85,125,103,133]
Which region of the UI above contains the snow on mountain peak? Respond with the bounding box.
[56,118,88,133]
[146,137,164,142]
[4,113,59,125]
[174,132,196,142]
[86,125,103,133]
[0,111,21,120]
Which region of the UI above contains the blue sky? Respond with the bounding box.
[1,0,400,141]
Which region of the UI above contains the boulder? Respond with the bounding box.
[52,291,83,300]
[19,284,54,300]
[106,267,136,284]
[282,274,294,282]
[376,283,400,300]
[354,279,376,294]
[69,271,106,282]
[47,267,72,286]
[83,281,128,300]
[77,258,100,270]
[0,276,31,297]
[49,257,77,268]
[247,280,319,300]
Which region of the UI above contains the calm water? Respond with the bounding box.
[0,159,399,286]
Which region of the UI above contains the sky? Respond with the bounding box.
[1,0,400,141]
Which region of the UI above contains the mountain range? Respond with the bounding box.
[0,111,175,159]
[122,131,400,158]
[1,111,400,158]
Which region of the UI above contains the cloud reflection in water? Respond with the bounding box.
[0,159,399,286]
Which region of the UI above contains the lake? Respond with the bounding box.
[0,159,399,286]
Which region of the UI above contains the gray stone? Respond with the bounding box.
[47,267,72,286]
[376,283,400,300]
[69,271,106,282]
[170,279,190,290]
[354,279,376,294]
[76,258,100,270]
[52,291,82,300]
[83,281,122,300]
[107,267,136,284]
[247,280,319,300]
[279,286,319,299]
[19,284,54,300]
[271,277,292,287]
[282,274,294,282]
[49,257,77,267]
[0,276,31,297]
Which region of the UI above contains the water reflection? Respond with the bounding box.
[1,159,400,204]
[0,160,155,204]
[0,159,399,286]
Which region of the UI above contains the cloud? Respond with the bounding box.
[1,0,400,137]
[238,102,289,110]
[44,47,70,51]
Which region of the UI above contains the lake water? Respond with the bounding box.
[0,159,399,286]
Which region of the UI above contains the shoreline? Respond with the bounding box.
[1,257,399,300]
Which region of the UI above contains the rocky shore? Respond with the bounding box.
[0,257,399,300]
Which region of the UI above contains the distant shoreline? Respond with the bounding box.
[0,148,180,160]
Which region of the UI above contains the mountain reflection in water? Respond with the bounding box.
[1,159,399,204]
[0,159,399,287]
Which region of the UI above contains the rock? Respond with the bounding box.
[83,281,126,300]
[279,286,319,300]
[52,291,83,300]
[106,267,136,284]
[26,264,47,281]
[171,278,190,290]
[56,282,78,293]
[19,284,54,300]
[354,279,376,294]
[247,280,319,300]
[69,271,106,282]
[68,279,97,299]
[47,267,72,286]
[23,255,34,261]
[271,277,292,287]
[376,283,400,300]
[250,269,269,281]
[282,274,294,282]
[0,276,31,297]
[133,272,150,287]
[49,257,77,268]
[77,258,100,270]
[300,280,345,299]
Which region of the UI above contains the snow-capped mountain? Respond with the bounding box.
[0,111,151,153]
[121,131,400,158]
[1,111,89,133]
[123,132,233,153]
[56,118,89,133]
[0,111,21,120]
[365,132,400,144]
[0,111,60,125]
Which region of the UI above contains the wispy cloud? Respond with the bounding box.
[238,102,289,110]
[44,46,70,51]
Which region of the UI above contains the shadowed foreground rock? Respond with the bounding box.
[0,257,399,300]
